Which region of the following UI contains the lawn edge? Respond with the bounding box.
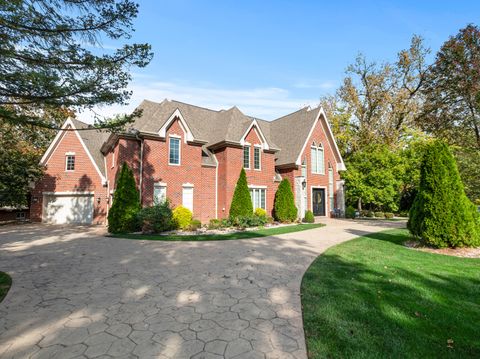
[108,223,325,241]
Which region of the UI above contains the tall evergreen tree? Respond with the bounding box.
[108,163,141,233]
[274,179,297,222]
[408,141,480,248]
[229,168,253,219]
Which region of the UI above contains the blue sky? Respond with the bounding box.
[80,0,480,122]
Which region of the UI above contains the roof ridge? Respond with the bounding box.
[270,107,308,122]
[169,99,223,113]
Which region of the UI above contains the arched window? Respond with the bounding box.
[311,142,325,174]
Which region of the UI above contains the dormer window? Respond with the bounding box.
[169,136,180,165]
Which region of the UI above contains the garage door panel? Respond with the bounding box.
[44,194,93,224]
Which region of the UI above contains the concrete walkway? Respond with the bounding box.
[0,219,405,359]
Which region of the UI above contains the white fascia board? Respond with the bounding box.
[39,117,106,183]
[239,119,270,150]
[158,108,194,143]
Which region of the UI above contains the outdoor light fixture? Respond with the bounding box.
[97,197,101,204]
[302,179,307,189]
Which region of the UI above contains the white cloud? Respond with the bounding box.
[76,80,321,123]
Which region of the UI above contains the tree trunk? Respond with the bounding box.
[358,198,362,212]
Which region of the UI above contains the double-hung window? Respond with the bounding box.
[169,137,180,165]
[249,188,266,210]
[243,145,250,169]
[66,154,75,171]
[254,146,261,170]
[311,143,325,174]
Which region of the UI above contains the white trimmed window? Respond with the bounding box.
[249,188,266,210]
[311,143,325,174]
[301,158,307,177]
[182,184,194,212]
[153,183,167,204]
[65,154,75,171]
[243,145,250,169]
[169,136,180,165]
[254,146,261,170]
[328,165,334,210]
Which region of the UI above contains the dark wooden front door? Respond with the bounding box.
[312,188,326,216]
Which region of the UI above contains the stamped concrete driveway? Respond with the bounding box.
[0,219,405,359]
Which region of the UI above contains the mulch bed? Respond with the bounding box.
[404,240,480,258]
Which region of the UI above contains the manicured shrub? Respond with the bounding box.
[408,141,480,248]
[374,211,385,218]
[172,205,193,230]
[137,201,173,233]
[108,163,141,233]
[229,168,253,219]
[187,219,202,231]
[220,218,232,228]
[303,210,315,223]
[385,212,394,219]
[345,206,356,219]
[274,178,297,222]
[367,211,375,218]
[254,208,267,218]
[208,218,222,230]
[360,210,369,217]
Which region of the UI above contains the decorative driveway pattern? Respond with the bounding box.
[0,219,405,359]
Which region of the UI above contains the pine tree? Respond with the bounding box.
[229,168,253,219]
[274,179,297,222]
[408,141,480,248]
[108,163,141,233]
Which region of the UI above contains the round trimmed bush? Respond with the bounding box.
[367,211,375,218]
[137,201,173,233]
[385,212,394,219]
[254,208,267,218]
[408,141,480,248]
[188,219,202,231]
[303,210,315,223]
[172,205,193,230]
[374,211,385,218]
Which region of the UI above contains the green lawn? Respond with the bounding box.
[301,229,480,358]
[0,272,11,303]
[112,223,324,241]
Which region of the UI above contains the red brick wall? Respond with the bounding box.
[30,128,108,224]
[216,126,278,218]
[138,118,216,223]
[283,114,341,216]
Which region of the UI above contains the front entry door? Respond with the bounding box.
[312,188,326,216]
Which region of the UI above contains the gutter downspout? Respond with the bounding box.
[213,152,219,219]
[135,133,144,204]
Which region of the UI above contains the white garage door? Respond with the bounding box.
[43,194,94,224]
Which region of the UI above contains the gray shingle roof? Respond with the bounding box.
[131,99,279,149]
[71,118,110,177]
[68,100,333,172]
[269,107,320,166]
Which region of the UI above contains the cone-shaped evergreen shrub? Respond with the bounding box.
[229,168,253,219]
[408,141,480,248]
[274,178,297,222]
[108,163,141,233]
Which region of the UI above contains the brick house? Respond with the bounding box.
[30,99,346,225]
